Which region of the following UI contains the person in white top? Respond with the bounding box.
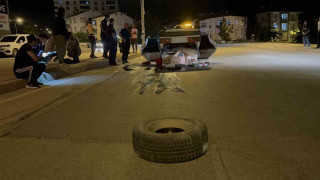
[131,25,138,53]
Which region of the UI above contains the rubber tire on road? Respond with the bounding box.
[12,49,18,57]
[132,118,208,163]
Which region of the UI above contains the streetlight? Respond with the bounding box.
[12,18,24,34]
[140,0,145,44]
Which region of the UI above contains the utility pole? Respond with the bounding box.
[15,21,17,34]
[317,17,320,48]
[140,0,145,44]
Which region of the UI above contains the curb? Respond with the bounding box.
[0,53,141,95]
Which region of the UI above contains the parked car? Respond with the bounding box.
[0,34,29,57]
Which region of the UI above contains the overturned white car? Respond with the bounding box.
[141,24,217,68]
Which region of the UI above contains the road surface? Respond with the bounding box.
[0,43,320,179]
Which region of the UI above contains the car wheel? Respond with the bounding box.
[12,49,18,57]
[132,118,208,163]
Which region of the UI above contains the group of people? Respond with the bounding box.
[13,7,82,88]
[87,14,139,65]
[13,7,139,89]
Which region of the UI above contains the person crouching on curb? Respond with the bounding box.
[120,23,130,64]
[87,18,97,58]
[13,35,46,89]
[65,32,81,64]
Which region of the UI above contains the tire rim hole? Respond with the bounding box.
[155,128,184,134]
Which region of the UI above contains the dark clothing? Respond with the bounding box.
[14,43,46,83]
[33,44,45,55]
[120,28,130,43]
[132,38,138,52]
[302,25,310,35]
[101,19,109,58]
[100,20,108,39]
[107,24,118,65]
[122,42,130,63]
[14,63,46,84]
[14,44,36,70]
[88,34,96,56]
[109,44,117,65]
[103,44,110,58]
[53,17,69,38]
[106,24,117,46]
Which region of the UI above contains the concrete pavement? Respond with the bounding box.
[0,43,320,179]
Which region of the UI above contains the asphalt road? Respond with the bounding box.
[0,43,320,179]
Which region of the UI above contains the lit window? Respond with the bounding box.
[235,19,239,25]
[217,20,221,26]
[273,23,278,29]
[281,23,288,31]
[59,0,63,5]
[281,14,288,20]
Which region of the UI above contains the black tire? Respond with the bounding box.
[132,118,208,163]
[12,49,18,57]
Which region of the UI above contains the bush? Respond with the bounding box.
[74,32,88,43]
[257,27,281,42]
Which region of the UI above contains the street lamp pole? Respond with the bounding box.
[15,22,17,34]
[140,0,145,44]
[317,17,320,48]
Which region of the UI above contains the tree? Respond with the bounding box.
[74,32,88,43]
[24,25,41,35]
[216,18,234,43]
[257,26,282,42]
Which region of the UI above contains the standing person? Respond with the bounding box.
[100,15,110,58]
[66,32,81,64]
[87,18,97,58]
[53,7,69,64]
[251,34,255,43]
[302,21,311,49]
[13,35,46,88]
[120,23,130,64]
[107,18,118,65]
[131,25,138,53]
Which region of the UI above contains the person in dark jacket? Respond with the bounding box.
[100,14,110,58]
[107,18,118,65]
[53,7,69,64]
[34,34,49,55]
[13,35,46,88]
[302,21,311,48]
[120,23,130,64]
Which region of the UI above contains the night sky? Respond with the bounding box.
[7,0,320,31]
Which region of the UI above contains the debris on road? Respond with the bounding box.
[132,67,185,95]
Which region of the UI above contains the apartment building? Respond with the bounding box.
[256,11,301,42]
[199,14,248,42]
[53,0,118,18]
[65,9,103,33]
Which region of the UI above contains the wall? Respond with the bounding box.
[200,16,248,42]
[65,10,103,33]
[93,12,134,41]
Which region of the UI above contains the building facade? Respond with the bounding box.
[200,15,248,42]
[65,9,103,33]
[93,12,135,41]
[256,12,300,42]
[53,0,118,18]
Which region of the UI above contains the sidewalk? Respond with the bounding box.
[0,51,141,95]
